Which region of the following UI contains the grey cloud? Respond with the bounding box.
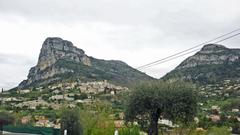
[0,0,154,24]
[0,0,239,49]
[1,0,239,25]
[0,53,35,65]
[0,53,35,89]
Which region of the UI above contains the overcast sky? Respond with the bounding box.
[0,0,240,89]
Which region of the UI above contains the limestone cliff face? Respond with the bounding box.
[18,37,153,89]
[19,37,91,88]
[37,37,91,71]
[176,44,240,69]
[163,44,240,84]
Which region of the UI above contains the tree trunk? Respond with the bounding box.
[0,122,3,135]
[149,110,160,135]
[149,118,158,135]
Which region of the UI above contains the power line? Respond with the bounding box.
[137,28,240,70]
[138,32,240,70]
[212,32,240,44]
[137,28,240,69]
[138,48,201,69]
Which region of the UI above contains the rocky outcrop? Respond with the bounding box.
[37,37,91,71]
[18,37,153,89]
[19,37,92,88]
[176,44,240,69]
[163,44,240,84]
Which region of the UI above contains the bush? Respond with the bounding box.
[0,111,15,132]
[60,109,83,135]
[80,102,115,135]
[74,93,88,100]
[0,111,15,124]
[207,126,231,135]
[119,126,140,135]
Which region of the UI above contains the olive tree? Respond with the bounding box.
[125,81,197,135]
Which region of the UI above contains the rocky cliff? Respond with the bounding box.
[19,37,154,89]
[163,44,240,84]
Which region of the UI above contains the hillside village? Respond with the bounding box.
[196,79,240,131]
[0,80,128,129]
[199,80,240,98]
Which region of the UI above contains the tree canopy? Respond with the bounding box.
[125,81,197,135]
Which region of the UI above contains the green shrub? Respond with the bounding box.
[119,126,140,135]
[60,109,83,135]
[80,102,115,135]
[207,126,231,135]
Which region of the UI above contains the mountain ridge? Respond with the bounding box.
[18,37,154,89]
[163,44,240,84]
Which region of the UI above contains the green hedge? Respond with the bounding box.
[3,125,60,135]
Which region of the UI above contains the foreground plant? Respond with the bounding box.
[125,81,197,135]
